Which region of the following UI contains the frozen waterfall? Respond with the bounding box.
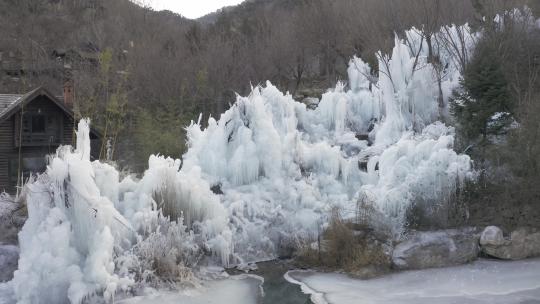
[8,24,476,303]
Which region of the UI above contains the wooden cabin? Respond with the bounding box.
[0,87,101,194]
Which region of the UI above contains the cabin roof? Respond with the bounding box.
[0,94,23,118]
[0,87,101,137]
[0,87,73,122]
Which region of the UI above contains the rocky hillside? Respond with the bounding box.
[0,0,538,170]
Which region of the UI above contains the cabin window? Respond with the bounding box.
[22,114,47,134]
[31,115,46,133]
[15,112,62,147]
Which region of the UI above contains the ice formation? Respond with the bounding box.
[8,24,477,303]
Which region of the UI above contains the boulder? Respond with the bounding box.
[480,225,505,246]
[480,226,540,260]
[392,228,480,270]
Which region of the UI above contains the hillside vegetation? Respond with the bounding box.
[0,0,538,172]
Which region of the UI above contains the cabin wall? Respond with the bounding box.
[25,95,66,145]
[0,94,101,194]
[1,112,56,194]
[0,118,14,193]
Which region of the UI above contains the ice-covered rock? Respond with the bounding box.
[481,227,540,260]
[480,226,505,246]
[392,228,480,270]
[0,244,19,282]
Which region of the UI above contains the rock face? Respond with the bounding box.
[480,226,540,260]
[392,228,480,270]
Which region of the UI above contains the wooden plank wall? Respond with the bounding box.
[0,95,102,194]
[0,118,14,193]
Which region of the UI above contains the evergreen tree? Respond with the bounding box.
[451,36,512,145]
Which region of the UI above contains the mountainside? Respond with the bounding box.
[0,0,538,169]
[0,2,540,303]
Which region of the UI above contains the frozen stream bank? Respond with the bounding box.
[117,260,314,304]
[6,258,535,304]
[286,258,540,304]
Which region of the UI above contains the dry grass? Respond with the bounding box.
[295,207,391,276]
[118,218,201,288]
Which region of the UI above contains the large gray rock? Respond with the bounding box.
[392,228,480,270]
[481,226,540,260]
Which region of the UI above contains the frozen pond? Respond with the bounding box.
[237,260,313,304]
[118,260,313,304]
[286,259,540,304]
[3,259,540,303]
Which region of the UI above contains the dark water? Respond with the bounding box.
[228,260,313,304]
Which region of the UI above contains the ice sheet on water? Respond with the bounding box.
[286,259,540,304]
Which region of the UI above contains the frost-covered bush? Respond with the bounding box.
[295,208,392,278]
[0,193,25,245]
[144,156,227,230]
[116,217,199,288]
